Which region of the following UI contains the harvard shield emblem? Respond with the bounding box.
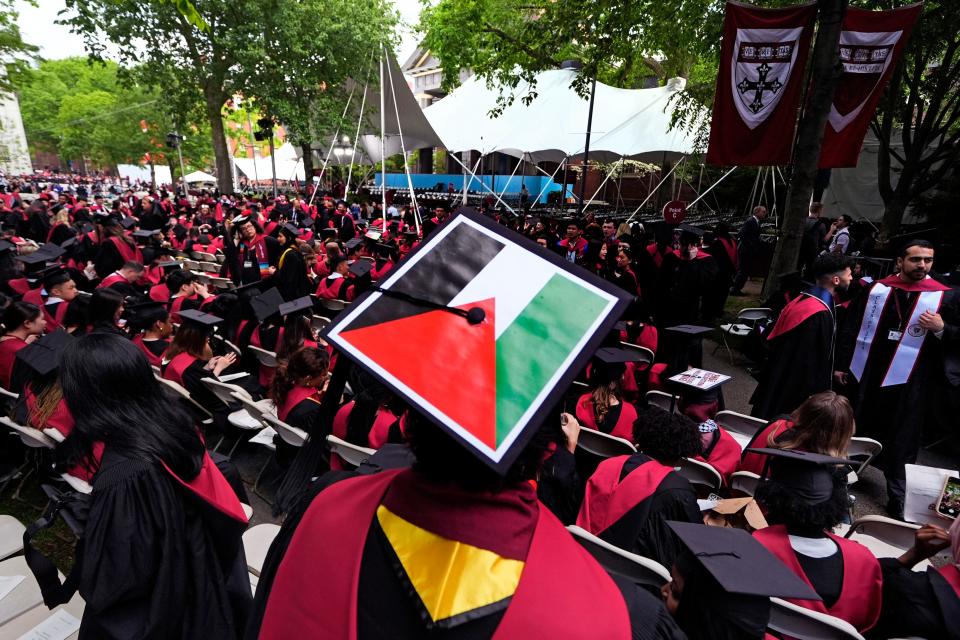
[731,27,806,130]
[828,30,901,132]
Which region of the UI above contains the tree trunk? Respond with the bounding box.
[763,0,848,298]
[203,84,233,194]
[300,143,315,188]
[881,196,909,238]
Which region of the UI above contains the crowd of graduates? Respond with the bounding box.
[0,179,957,639]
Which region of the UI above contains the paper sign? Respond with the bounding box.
[0,575,24,602]
[16,609,81,640]
[904,463,958,525]
[668,368,732,391]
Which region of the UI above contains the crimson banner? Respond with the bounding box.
[818,4,922,168]
[706,2,817,166]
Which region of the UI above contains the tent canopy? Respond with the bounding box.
[233,143,305,181]
[184,170,216,183]
[423,71,698,163]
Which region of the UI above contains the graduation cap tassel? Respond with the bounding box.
[373,287,486,325]
[272,357,354,517]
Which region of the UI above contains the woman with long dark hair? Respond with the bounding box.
[574,351,638,441]
[161,310,237,410]
[0,301,44,389]
[84,287,126,335]
[57,333,251,638]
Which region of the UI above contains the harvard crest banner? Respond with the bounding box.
[706,2,817,166]
[322,209,630,472]
[819,4,922,168]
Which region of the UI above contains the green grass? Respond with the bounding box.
[1,475,77,573]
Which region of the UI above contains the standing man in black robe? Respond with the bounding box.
[751,253,853,420]
[731,205,767,296]
[835,239,960,518]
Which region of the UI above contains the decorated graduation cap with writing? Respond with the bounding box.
[322,208,630,473]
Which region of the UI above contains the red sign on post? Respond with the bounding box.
[662,200,687,224]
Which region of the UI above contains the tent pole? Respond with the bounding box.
[497,155,524,201]
[383,46,420,234]
[461,152,468,207]
[449,152,516,214]
[577,73,598,217]
[582,157,623,215]
[463,152,482,203]
[344,51,376,203]
[379,46,388,233]
[309,83,357,209]
[688,166,738,208]
[626,159,683,223]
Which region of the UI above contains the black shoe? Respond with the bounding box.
[886,497,905,520]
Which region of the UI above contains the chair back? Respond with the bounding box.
[645,390,676,413]
[208,277,235,291]
[248,345,278,368]
[311,315,331,332]
[714,410,767,450]
[576,427,636,460]
[264,414,308,448]
[0,386,18,402]
[201,377,249,407]
[566,525,671,588]
[230,391,276,424]
[319,298,347,312]
[619,342,654,367]
[736,307,774,324]
[847,437,882,475]
[0,416,56,449]
[676,457,722,492]
[845,515,920,552]
[155,375,214,421]
[730,470,761,496]
[326,434,375,467]
[768,597,865,640]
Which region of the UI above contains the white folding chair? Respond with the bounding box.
[248,345,278,369]
[767,597,865,640]
[220,338,243,359]
[326,434,375,468]
[576,427,636,460]
[199,261,221,273]
[194,251,217,262]
[730,470,761,496]
[263,415,309,448]
[1,416,55,450]
[201,378,264,456]
[645,390,677,414]
[714,410,767,451]
[243,523,281,577]
[319,298,347,313]
[844,515,921,561]
[60,473,92,494]
[155,375,214,423]
[0,515,26,561]
[311,315,331,333]
[676,457,723,493]
[566,525,671,588]
[208,276,235,291]
[716,307,773,364]
[847,437,882,476]
[619,342,655,367]
[0,386,18,403]
[181,258,201,271]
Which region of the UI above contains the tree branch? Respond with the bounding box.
[481,22,560,69]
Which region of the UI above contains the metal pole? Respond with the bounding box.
[577,73,598,216]
[379,49,388,232]
[175,134,187,199]
[246,107,259,184]
[269,130,277,198]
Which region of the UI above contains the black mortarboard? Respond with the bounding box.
[15,329,74,377]
[59,237,78,251]
[132,229,157,239]
[748,448,854,506]
[402,230,418,240]
[0,239,14,255]
[665,324,713,337]
[667,522,821,600]
[348,259,373,278]
[178,309,223,331]
[280,223,300,238]
[364,230,383,241]
[320,228,338,240]
[678,224,705,237]
[594,347,645,364]
[278,296,313,318]
[120,216,138,230]
[344,237,362,251]
[249,287,284,322]
[35,243,66,260]
[233,280,266,298]
[158,259,181,272]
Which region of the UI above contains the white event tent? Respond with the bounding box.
[233,143,306,182]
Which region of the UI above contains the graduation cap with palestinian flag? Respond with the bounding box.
[322,208,630,472]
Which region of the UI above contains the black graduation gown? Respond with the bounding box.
[750,299,835,420]
[274,246,311,301]
[874,558,960,640]
[536,447,582,525]
[245,469,685,640]
[94,239,129,279]
[601,454,701,569]
[79,450,250,639]
[836,284,960,491]
[655,252,719,327]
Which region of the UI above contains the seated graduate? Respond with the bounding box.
[576,406,703,568]
[331,370,406,456]
[96,260,146,298]
[0,301,44,389]
[269,346,330,462]
[751,448,882,634]
[574,347,640,441]
[661,521,822,640]
[246,287,285,387]
[276,296,320,362]
[84,288,127,336]
[161,309,237,410]
[315,254,358,301]
[24,266,78,331]
[166,269,209,322]
[249,412,685,639]
[739,391,855,476]
[40,333,252,638]
[127,301,173,368]
[873,518,960,640]
[691,417,741,485]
